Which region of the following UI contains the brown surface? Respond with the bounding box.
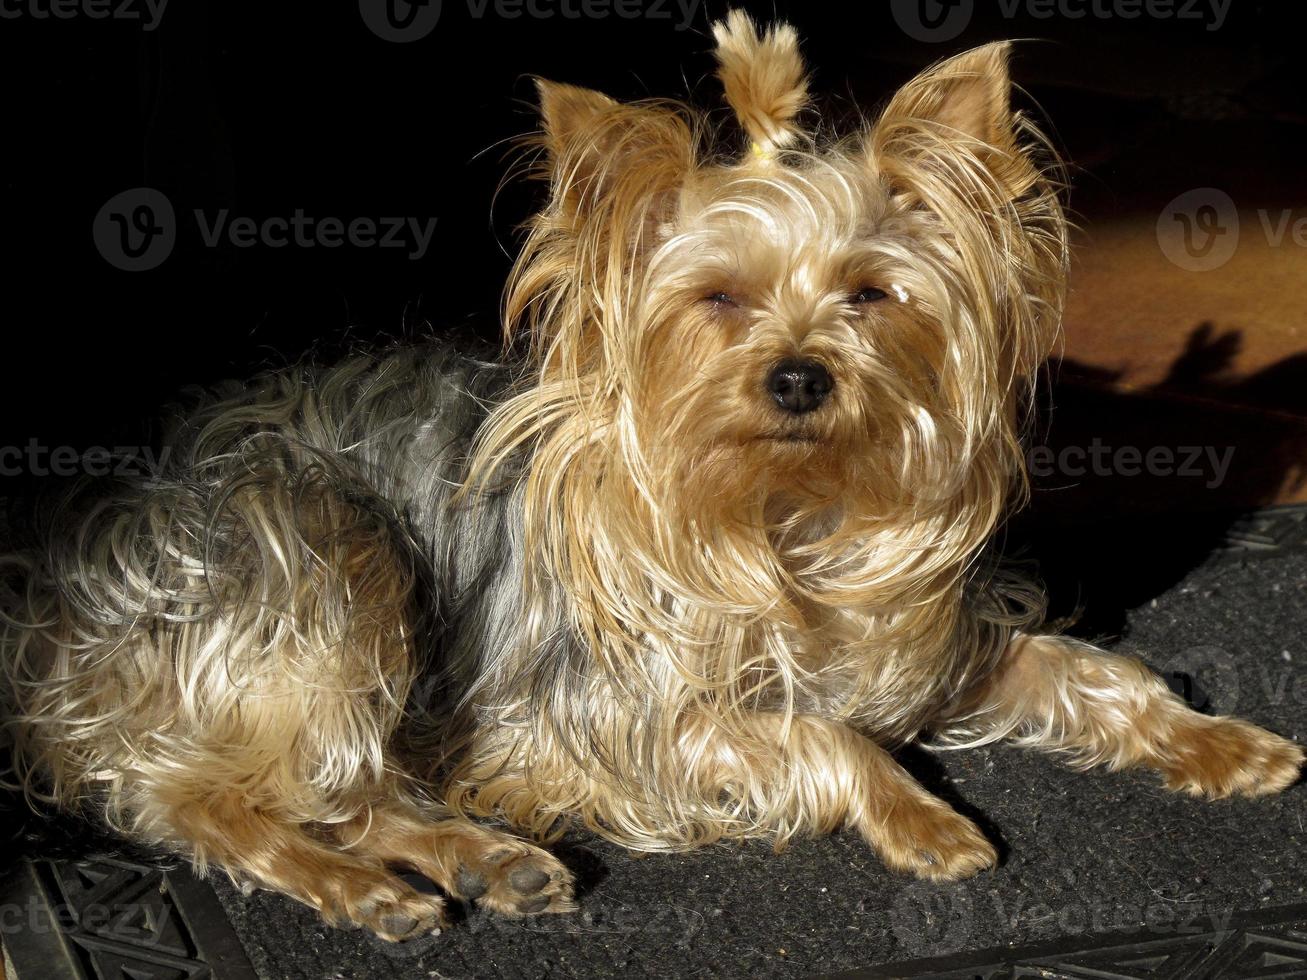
[1041,84,1307,515]
[1053,206,1307,512]
[1066,211,1307,396]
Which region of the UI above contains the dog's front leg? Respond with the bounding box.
[936,634,1304,797]
[691,713,997,880]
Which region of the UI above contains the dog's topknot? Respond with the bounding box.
[711,10,809,158]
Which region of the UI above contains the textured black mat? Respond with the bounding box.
[836,902,1307,978]
[5,509,1307,979]
[0,854,256,980]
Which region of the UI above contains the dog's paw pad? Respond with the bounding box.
[508,866,551,895]
[455,866,488,900]
[379,914,420,938]
[517,894,551,914]
[458,842,575,918]
[348,880,446,942]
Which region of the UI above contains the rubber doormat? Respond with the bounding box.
[0,853,256,980]
[834,901,1307,979]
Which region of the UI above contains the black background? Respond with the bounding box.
[1,0,1304,465]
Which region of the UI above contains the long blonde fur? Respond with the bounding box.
[4,13,1299,940]
[712,10,809,155]
[446,36,1068,848]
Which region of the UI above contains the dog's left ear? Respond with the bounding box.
[881,43,1014,149]
[869,42,1041,201]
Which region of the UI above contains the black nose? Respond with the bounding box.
[766,359,833,415]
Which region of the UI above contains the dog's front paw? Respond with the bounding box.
[450,840,576,918]
[340,874,448,942]
[869,796,997,881]
[1159,716,1304,799]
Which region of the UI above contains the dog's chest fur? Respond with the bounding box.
[172,343,976,750]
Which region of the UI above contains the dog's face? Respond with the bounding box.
[634,150,969,514]
[512,14,1066,539]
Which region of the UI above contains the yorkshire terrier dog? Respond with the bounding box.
[3,13,1302,942]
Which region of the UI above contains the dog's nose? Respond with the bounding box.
[766,359,833,415]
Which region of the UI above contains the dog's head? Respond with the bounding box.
[485,12,1066,607]
[506,13,1066,534]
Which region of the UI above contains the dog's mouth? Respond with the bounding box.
[753,431,823,445]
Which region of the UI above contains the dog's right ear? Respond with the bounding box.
[533,78,694,224]
[536,79,618,155]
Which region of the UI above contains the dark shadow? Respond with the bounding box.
[897,745,1012,868]
[552,838,611,902]
[1010,322,1307,639]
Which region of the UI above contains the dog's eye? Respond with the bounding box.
[706,291,737,307]
[852,286,888,304]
